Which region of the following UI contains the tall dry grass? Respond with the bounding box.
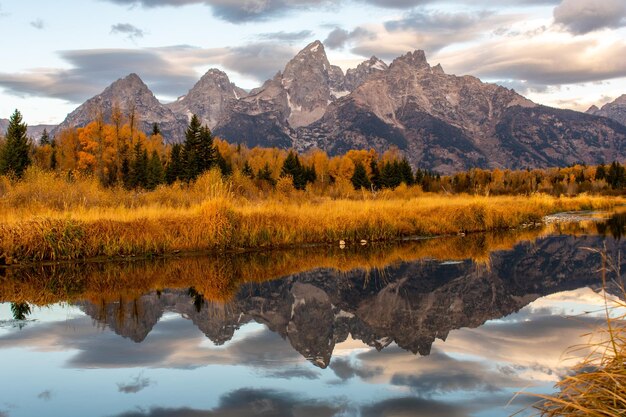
[0,167,623,263]
[522,248,626,416]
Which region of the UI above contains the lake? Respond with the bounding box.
[0,214,624,417]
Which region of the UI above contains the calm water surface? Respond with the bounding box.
[0,216,624,417]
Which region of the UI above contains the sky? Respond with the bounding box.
[0,0,625,125]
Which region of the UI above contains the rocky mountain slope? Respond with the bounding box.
[587,94,626,127]
[0,119,55,141]
[166,68,248,129]
[52,41,626,173]
[51,73,188,140]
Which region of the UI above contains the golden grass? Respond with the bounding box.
[521,249,626,416]
[0,168,624,263]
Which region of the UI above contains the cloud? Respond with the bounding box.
[435,32,626,88]
[0,43,294,103]
[102,0,337,23]
[329,357,382,380]
[324,27,376,49]
[361,397,470,417]
[553,0,626,34]
[30,19,45,30]
[111,23,145,40]
[111,388,345,417]
[37,390,53,401]
[117,374,155,393]
[257,30,313,43]
[263,367,321,380]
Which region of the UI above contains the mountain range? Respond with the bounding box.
[36,40,626,174]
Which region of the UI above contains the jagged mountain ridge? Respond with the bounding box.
[52,41,626,173]
[51,73,188,141]
[587,94,626,127]
[77,234,623,367]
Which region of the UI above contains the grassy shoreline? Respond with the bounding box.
[1,188,623,264]
[0,169,624,264]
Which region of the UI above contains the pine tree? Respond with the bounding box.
[181,115,217,181]
[351,161,371,190]
[607,161,626,189]
[50,149,58,170]
[370,160,381,190]
[281,151,307,190]
[182,115,202,181]
[595,164,607,180]
[130,142,148,188]
[242,161,254,179]
[198,126,217,173]
[165,143,184,184]
[216,149,232,176]
[257,163,276,186]
[146,150,165,190]
[398,158,415,185]
[0,109,31,178]
[40,128,51,146]
[151,123,161,136]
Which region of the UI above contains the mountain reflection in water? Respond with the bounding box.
[0,217,624,417]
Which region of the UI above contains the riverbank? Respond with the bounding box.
[0,171,624,264]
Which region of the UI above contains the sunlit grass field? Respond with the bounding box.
[0,168,624,264]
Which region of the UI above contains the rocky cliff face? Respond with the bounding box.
[52,73,188,141]
[296,51,626,173]
[78,234,622,366]
[587,94,626,127]
[166,69,247,130]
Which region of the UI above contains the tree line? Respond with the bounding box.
[1,108,625,196]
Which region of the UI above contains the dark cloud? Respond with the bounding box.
[554,0,626,34]
[263,367,321,380]
[102,0,336,23]
[111,388,345,417]
[361,397,470,417]
[30,19,45,30]
[117,374,154,394]
[257,30,313,43]
[324,27,375,49]
[111,23,145,39]
[385,9,493,32]
[328,357,382,380]
[37,390,53,401]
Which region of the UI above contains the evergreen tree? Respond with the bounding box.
[151,123,161,136]
[398,158,415,185]
[281,151,308,190]
[257,163,276,186]
[130,142,148,188]
[595,164,607,180]
[0,109,31,178]
[303,165,317,184]
[351,161,371,190]
[40,128,51,146]
[216,149,232,176]
[370,159,381,190]
[181,115,217,181]
[165,143,184,184]
[242,161,254,179]
[146,150,165,190]
[607,161,626,189]
[121,157,131,188]
[50,149,58,170]
[380,161,402,189]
